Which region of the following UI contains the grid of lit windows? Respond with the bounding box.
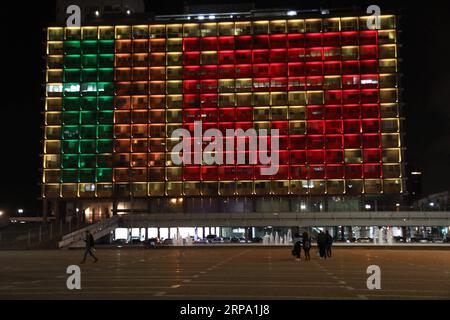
[43,15,403,198]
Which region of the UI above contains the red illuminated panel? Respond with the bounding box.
[102,22,399,197]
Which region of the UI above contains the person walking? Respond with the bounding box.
[302,232,311,261]
[292,233,302,261]
[325,230,333,258]
[81,230,98,263]
[317,230,327,259]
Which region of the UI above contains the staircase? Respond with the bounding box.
[58,216,120,249]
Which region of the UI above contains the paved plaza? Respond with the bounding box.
[0,247,449,299]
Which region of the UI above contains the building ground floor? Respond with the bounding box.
[111,225,450,244]
[43,196,450,247]
[43,194,406,224]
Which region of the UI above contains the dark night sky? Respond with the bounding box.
[1,0,450,215]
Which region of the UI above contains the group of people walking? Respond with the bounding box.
[292,230,333,261]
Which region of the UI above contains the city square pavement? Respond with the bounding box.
[0,247,449,299]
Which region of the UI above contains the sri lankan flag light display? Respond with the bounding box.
[43,16,403,199]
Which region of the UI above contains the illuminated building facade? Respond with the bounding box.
[43,10,404,223]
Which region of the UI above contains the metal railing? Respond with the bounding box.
[0,220,89,250]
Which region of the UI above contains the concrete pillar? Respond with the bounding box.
[112,201,118,216]
[42,199,48,222]
[401,226,407,240]
[52,201,60,221]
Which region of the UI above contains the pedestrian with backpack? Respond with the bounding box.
[325,230,333,258]
[302,232,311,261]
[81,230,98,264]
[317,230,327,259]
[291,233,302,261]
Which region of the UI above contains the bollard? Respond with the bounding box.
[50,223,53,239]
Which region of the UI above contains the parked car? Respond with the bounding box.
[111,239,127,247]
[230,237,240,243]
[212,237,223,244]
[432,238,444,243]
[144,237,162,249]
[195,238,208,244]
[163,238,174,245]
[206,235,218,243]
[251,237,263,243]
[393,236,406,243]
[130,237,141,244]
[222,237,231,243]
[356,237,373,243]
[239,237,249,243]
[409,236,425,243]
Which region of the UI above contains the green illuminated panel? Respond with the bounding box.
[61,39,114,184]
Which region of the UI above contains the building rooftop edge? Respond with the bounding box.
[48,7,399,27]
